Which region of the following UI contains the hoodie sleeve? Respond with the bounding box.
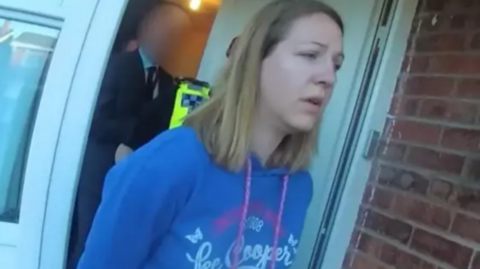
[77,128,202,269]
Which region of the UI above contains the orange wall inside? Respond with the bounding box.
[164,12,215,78]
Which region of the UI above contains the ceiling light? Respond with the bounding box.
[189,0,201,10]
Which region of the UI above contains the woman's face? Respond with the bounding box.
[259,13,344,133]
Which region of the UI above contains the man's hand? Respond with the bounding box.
[115,143,133,163]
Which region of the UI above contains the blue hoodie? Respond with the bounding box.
[78,126,313,269]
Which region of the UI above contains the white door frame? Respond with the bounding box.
[0,5,64,266]
[37,0,129,267]
[317,1,418,268]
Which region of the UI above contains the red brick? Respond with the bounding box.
[364,209,413,244]
[389,96,420,116]
[392,193,452,230]
[465,158,480,180]
[427,55,480,75]
[356,206,368,226]
[347,2,480,268]
[445,0,476,10]
[428,178,480,215]
[418,99,478,124]
[343,250,354,268]
[385,120,441,145]
[423,0,446,12]
[473,12,480,29]
[416,15,441,32]
[350,229,361,247]
[417,13,470,32]
[410,17,422,34]
[365,187,394,210]
[376,141,407,161]
[357,233,383,258]
[402,56,430,73]
[415,33,466,52]
[471,252,480,269]
[403,76,455,96]
[456,78,480,99]
[406,146,465,174]
[470,32,480,50]
[410,229,473,268]
[356,233,435,269]
[440,127,480,152]
[449,13,471,29]
[351,253,386,269]
[375,165,430,196]
[428,179,455,202]
[451,213,480,243]
[379,243,436,269]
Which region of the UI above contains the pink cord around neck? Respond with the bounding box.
[232,159,289,269]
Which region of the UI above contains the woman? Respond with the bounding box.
[78,0,344,268]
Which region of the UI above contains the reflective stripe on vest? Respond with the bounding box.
[168,81,210,129]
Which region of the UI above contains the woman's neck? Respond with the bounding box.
[250,119,285,165]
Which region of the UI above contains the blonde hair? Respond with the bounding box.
[184,0,343,171]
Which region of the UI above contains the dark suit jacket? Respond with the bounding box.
[80,50,176,194]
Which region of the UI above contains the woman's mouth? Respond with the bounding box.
[302,97,323,112]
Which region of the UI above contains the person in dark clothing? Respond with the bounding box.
[67,2,190,268]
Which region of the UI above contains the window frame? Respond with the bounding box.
[0,0,102,268]
[0,1,63,21]
[0,7,62,246]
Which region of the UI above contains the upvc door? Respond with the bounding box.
[33,0,130,267]
[313,1,419,268]
[0,0,101,268]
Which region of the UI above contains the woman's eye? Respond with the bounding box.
[300,52,318,60]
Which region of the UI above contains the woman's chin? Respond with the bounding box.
[286,116,317,133]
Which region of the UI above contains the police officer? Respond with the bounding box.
[68,2,190,268]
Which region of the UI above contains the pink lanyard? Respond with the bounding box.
[231,159,289,269]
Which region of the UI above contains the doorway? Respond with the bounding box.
[66,0,223,267]
[31,0,417,269]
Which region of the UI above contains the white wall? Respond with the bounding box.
[197,0,272,83]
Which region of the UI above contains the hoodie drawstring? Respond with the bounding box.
[232,159,289,269]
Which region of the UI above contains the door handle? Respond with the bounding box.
[363,130,380,160]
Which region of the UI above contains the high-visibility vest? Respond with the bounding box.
[169,77,210,129]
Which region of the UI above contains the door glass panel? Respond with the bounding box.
[0,17,58,223]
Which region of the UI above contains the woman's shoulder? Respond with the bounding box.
[107,127,208,193]
[154,126,201,144]
[146,126,206,157]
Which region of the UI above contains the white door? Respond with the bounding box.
[0,0,103,268]
[197,0,385,267]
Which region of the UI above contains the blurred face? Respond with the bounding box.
[140,5,190,63]
[259,13,344,133]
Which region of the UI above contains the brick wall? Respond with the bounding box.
[343,0,480,268]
